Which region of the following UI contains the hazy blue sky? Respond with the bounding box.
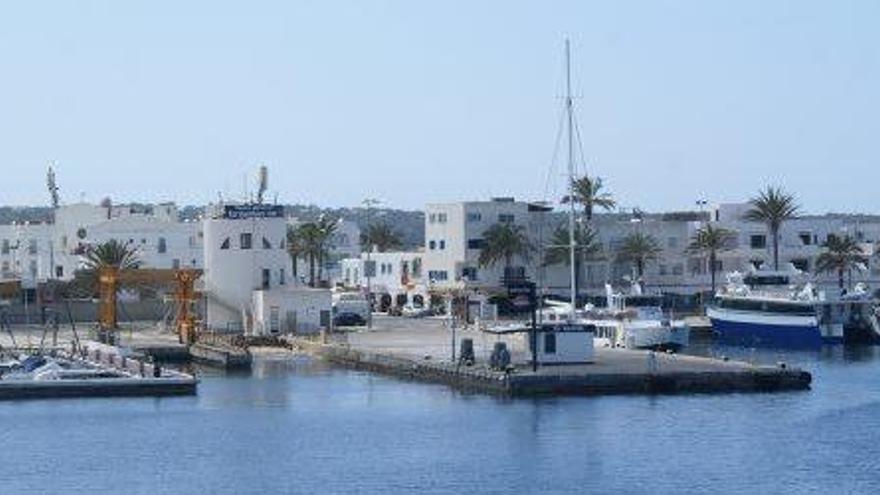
[0,1,877,213]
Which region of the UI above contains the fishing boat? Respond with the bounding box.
[707,268,880,347]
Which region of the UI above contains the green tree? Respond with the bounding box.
[616,232,661,279]
[478,223,532,282]
[686,224,736,293]
[815,234,866,289]
[564,175,616,222]
[361,222,404,253]
[82,239,141,271]
[543,225,602,285]
[286,225,306,279]
[744,186,799,270]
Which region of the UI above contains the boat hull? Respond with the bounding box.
[707,306,826,347]
[623,324,689,351]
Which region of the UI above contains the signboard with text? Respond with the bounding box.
[223,204,285,220]
[507,281,536,314]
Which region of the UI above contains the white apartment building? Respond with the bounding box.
[423,198,560,290]
[420,198,880,298]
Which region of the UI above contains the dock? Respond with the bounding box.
[0,341,197,400]
[289,317,811,397]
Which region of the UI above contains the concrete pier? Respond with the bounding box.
[290,316,811,397]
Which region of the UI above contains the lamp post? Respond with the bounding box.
[362,198,381,329]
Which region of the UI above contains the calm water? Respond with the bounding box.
[2,347,880,494]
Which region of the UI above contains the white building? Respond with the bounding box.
[202,203,330,334]
[419,198,880,298]
[0,202,202,287]
[339,250,426,310]
[423,198,557,290]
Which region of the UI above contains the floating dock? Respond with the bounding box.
[290,327,811,397]
[0,342,197,400]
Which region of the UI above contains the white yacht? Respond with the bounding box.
[540,283,689,351]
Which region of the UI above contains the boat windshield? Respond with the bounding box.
[715,297,815,316]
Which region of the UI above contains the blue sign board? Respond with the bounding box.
[223,204,285,220]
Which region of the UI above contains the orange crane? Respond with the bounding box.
[98,267,203,344]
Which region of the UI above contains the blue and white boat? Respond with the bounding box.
[707,269,880,347]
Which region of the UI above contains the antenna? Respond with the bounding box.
[256,165,268,204]
[46,162,60,209]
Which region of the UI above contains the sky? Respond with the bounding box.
[0,0,878,213]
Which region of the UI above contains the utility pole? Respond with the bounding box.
[362,198,381,329]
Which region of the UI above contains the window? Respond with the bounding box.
[1,239,8,255]
[429,213,437,224]
[798,232,812,246]
[220,237,231,250]
[269,306,280,334]
[461,267,478,280]
[659,264,668,276]
[672,264,683,275]
[467,212,482,222]
[55,265,64,278]
[280,268,286,285]
[429,240,436,250]
[262,237,272,249]
[172,259,180,269]
[240,233,252,250]
[544,332,557,354]
[467,239,485,250]
[498,213,515,223]
[428,270,448,281]
[262,268,271,289]
[750,234,766,249]
[439,240,446,250]
[157,237,167,254]
[791,259,809,272]
[188,236,196,248]
[28,239,37,255]
[437,213,448,223]
[29,260,37,278]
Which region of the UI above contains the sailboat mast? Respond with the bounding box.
[565,39,577,320]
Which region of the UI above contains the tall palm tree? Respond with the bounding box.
[744,186,799,270]
[616,232,661,280]
[815,235,866,289]
[286,225,306,280]
[544,225,602,285]
[361,222,403,253]
[291,216,339,287]
[686,224,736,293]
[82,239,141,271]
[314,215,339,283]
[294,223,323,287]
[564,175,616,222]
[478,223,532,283]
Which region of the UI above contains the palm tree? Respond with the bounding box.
[286,226,306,280]
[82,239,141,271]
[744,186,799,270]
[564,175,616,222]
[314,215,339,283]
[361,222,403,253]
[616,232,661,280]
[815,235,866,289]
[478,223,532,283]
[686,224,736,293]
[544,225,602,286]
[291,216,339,287]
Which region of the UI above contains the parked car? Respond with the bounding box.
[333,312,366,327]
